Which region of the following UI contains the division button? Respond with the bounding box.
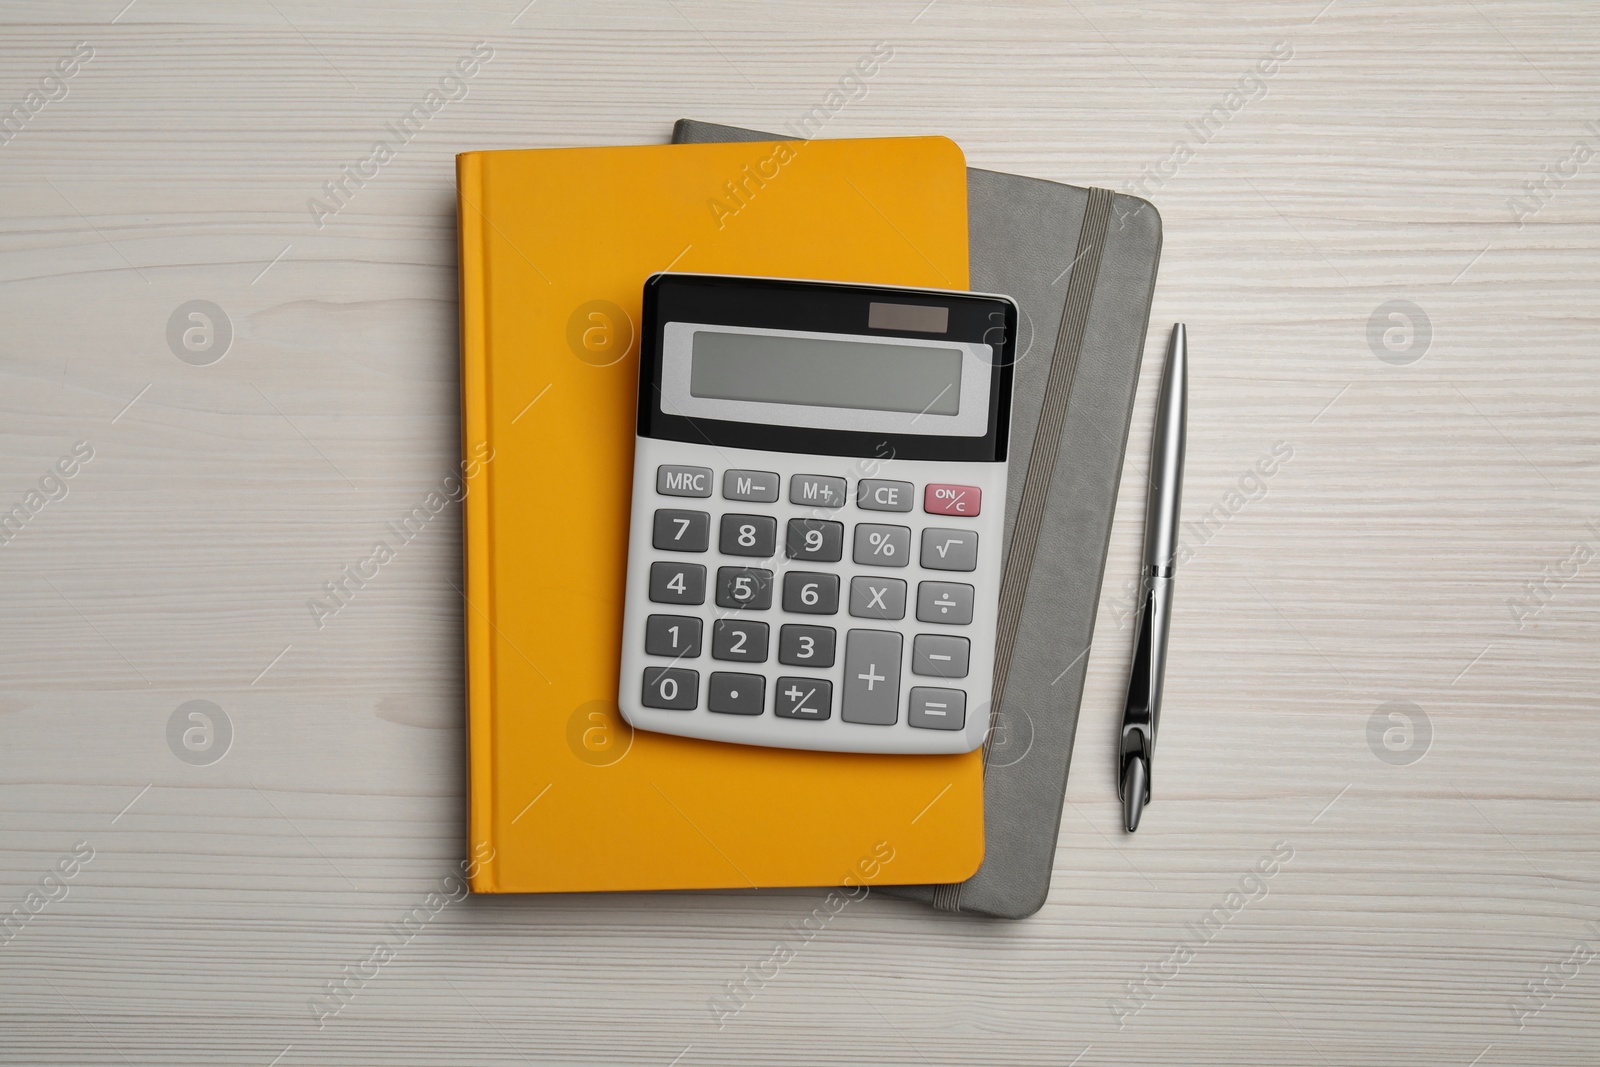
[907,687,966,730]
[656,465,712,497]
[707,672,765,716]
[790,475,848,509]
[916,582,974,625]
[842,629,902,726]
[723,469,780,502]
[774,677,833,720]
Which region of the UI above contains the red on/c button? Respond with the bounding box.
[924,483,981,516]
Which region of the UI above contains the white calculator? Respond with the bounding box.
[618,274,1017,755]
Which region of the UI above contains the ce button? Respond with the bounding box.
[856,478,914,513]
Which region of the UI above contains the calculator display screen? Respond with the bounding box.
[689,331,964,416]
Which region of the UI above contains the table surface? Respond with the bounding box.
[3,2,1598,1064]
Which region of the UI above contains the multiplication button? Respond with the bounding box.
[849,576,906,620]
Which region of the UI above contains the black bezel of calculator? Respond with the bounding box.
[638,273,1015,463]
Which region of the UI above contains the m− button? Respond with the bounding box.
[723,469,780,502]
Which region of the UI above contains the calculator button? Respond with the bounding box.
[715,567,773,610]
[856,479,914,512]
[848,576,907,620]
[912,634,970,678]
[916,582,975,625]
[653,509,710,552]
[925,484,981,516]
[920,528,979,571]
[853,523,911,568]
[790,475,847,509]
[720,513,777,557]
[641,667,698,710]
[783,571,840,615]
[656,465,712,498]
[908,687,966,731]
[708,672,765,716]
[778,624,836,667]
[775,677,833,720]
[649,562,706,605]
[723,469,780,502]
[645,615,702,658]
[842,629,902,726]
[785,518,844,562]
[711,619,769,662]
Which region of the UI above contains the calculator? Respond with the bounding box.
[618,273,1016,755]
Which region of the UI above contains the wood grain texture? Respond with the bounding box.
[1,1,1597,1064]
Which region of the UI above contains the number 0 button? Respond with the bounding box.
[641,667,698,710]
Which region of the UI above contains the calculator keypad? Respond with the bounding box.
[625,452,1001,755]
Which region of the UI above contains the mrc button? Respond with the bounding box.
[657,465,712,497]
[924,483,980,516]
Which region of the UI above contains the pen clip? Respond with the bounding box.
[1118,585,1157,814]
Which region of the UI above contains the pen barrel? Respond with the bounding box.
[1143,325,1187,571]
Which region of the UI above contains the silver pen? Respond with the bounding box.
[1119,323,1188,833]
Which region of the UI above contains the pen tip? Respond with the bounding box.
[1121,756,1147,833]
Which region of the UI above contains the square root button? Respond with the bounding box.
[924,483,981,516]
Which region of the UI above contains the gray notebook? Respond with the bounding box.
[672,120,1162,918]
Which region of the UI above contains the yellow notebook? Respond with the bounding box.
[458,137,983,892]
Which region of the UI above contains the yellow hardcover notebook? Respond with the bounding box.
[459,137,983,892]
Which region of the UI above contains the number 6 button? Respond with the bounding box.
[783,571,839,614]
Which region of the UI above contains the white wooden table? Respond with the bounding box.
[3,2,1597,1064]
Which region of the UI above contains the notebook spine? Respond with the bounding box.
[457,152,498,892]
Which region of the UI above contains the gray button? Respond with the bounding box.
[853,523,910,567]
[720,513,777,557]
[711,619,768,662]
[657,464,712,497]
[842,629,902,725]
[641,667,698,710]
[857,479,914,512]
[723,469,779,502]
[908,687,966,730]
[790,475,847,509]
[653,509,709,552]
[916,582,974,625]
[778,624,836,667]
[920,528,979,571]
[783,571,839,614]
[912,634,969,678]
[775,677,832,720]
[708,672,765,716]
[645,614,702,658]
[649,562,705,605]
[716,567,773,610]
[849,576,906,620]
[785,518,844,562]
